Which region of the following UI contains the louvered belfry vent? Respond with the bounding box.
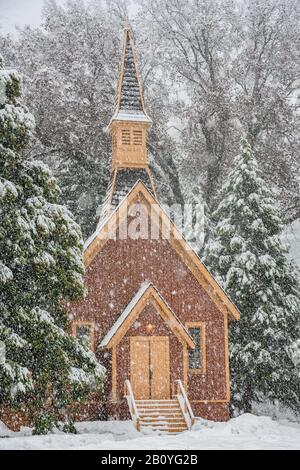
[120,41,143,111]
[122,129,131,145]
[133,130,142,145]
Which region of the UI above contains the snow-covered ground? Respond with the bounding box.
[0,414,300,450]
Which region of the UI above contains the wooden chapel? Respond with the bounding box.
[67,22,240,433]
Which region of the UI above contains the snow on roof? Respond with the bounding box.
[100,282,151,347]
[84,179,146,251]
[112,110,152,123]
[105,110,152,133]
[105,26,152,132]
[119,38,143,112]
[100,283,193,348]
[84,180,240,321]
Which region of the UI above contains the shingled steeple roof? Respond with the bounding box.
[119,36,143,111]
[110,20,151,124]
[95,21,155,232]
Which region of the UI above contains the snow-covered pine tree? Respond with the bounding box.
[139,0,300,223]
[0,0,186,237]
[0,59,105,433]
[204,138,300,414]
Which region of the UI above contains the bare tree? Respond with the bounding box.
[137,0,300,220]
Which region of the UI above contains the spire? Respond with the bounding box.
[107,20,153,173]
[100,20,156,224]
[119,31,143,112]
[111,20,151,124]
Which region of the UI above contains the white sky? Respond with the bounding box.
[0,0,48,34]
[0,0,138,35]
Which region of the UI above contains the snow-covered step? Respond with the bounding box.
[139,413,183,418]
[137,400,177,404]
[125,380,194,435]
[140,426,188,434]
[139,410,180,415]
[135,399,188,434]
[140,417,186,423]
[138,408,180,413]
[137,405,180,409]
[136,401,180,409]
[140,422,187,430]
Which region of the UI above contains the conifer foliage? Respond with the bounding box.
[0,59,104,433]
[204,139,300,414]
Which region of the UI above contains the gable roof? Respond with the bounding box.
[84,181,241,322]
[85,178,154,251]
[93,168,156,237]
[100,283,195,349]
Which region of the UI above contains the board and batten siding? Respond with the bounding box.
[67,234,230,422]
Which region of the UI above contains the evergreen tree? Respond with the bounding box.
[0,60,105,433]
[138,0,300,223]
[204,139,300,414]
[0,0,184,238]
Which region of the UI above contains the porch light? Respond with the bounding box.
[146,323,154,333]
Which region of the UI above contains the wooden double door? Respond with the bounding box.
[130,336,170,400]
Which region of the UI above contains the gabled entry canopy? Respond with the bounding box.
[100,283,195,349]
[85,181,241,322]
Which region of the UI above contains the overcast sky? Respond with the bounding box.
[0,0,138,35]
[0,0,48,34]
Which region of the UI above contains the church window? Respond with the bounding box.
[72,321,94,351]
[186,323,206,373]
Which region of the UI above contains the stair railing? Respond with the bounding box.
[124,380,140,431]
[174,379,195,430]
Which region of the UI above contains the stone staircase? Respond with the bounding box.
[136,399,188,434]
[125,380,195,435]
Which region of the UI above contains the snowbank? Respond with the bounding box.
[0,420,14,438]
[0,414,300,450]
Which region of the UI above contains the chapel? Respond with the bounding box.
[68,22,240,433]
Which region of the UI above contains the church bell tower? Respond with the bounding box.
[96,20,156,223]
[107,20,152,171]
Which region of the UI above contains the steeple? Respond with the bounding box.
[97,21,156,227]
[118,18,144,114]
[107,20,152,170]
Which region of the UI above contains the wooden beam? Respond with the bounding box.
[112,347,117,402]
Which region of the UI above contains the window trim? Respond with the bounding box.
[72,321,95,351]
[185,322,206,374]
